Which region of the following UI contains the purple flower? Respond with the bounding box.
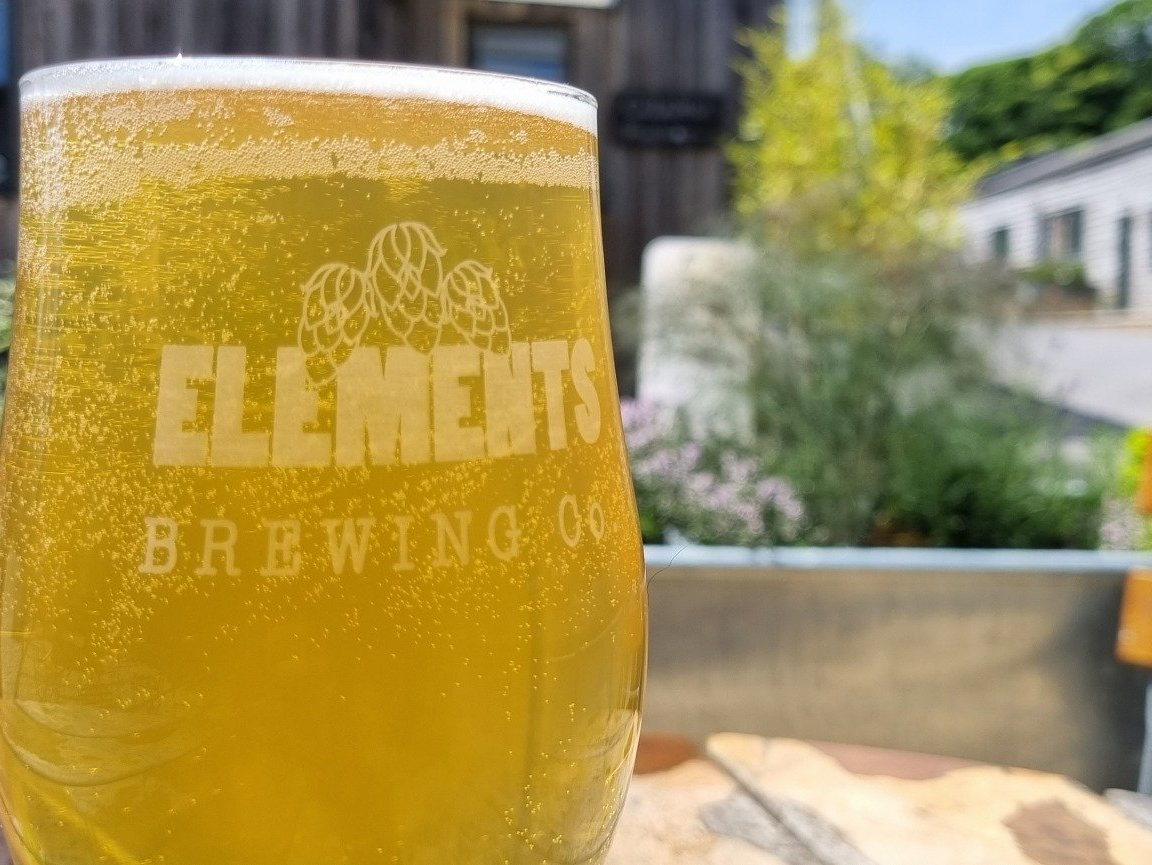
[624,398,806,545]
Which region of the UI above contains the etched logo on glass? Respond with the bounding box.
[299,222,512,384]
[150,222,602,471]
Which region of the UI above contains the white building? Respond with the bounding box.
[961,117,1152,310]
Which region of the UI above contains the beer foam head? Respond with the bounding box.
[20,58,601,215]
[21,57,598,134]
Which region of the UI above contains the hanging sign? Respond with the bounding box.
[613,92,725,148]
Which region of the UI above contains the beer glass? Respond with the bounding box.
[0,58,645,864]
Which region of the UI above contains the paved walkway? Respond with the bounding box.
[998,323,1152,429]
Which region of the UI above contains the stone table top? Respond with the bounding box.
[607,734,1152,865]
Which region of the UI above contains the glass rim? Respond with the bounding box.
[19,56,599,133]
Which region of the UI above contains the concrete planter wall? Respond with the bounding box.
[643,546,1152,790]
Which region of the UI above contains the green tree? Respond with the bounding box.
[949,0,1152,163]
[677,0,1112,548]
[729,0,979,259]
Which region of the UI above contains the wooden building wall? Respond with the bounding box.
[13,0,779,287]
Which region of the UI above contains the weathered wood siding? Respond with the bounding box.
[18,0,365,62]
[14,0,778,287]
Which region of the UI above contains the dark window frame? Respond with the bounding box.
[1040,208,1085,262]
[468,21,573,84]
[990,226,1010,262]
[1148,211,1152,272]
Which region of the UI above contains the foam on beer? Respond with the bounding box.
[21,58,600,215]
[21,57,598,133]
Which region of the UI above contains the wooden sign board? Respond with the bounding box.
[613,92,725,148]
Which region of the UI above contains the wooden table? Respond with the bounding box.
[607,734,1152,865]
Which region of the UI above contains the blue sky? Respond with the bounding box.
[790,0,1119,71]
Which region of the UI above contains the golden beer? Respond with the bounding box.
[0,59,645,864]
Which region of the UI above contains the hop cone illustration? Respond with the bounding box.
[366,222,447,354]
[297,262,376,385]
[297,222,516,384]
[443,260,511,354]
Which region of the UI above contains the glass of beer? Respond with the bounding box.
[0,58,646,864]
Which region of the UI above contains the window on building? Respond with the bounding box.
[1039,209,1085,261]
[470,25,570,83]
[1144,212,1152,270]
[990,227,1010,262]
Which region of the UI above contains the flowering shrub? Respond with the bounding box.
[1101,429,1152,551]
[621,400,804,546]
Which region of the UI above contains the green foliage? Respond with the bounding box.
[730,0,980,259]
[1104,429,1152,550]
[1018,260,1095,296]
[1118,428,1149,499]
[661,0,1116,550]
[949,0,1152,163]
[723,246,1022,545]
[880,404,1108,549]
[657,245,1108,549]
